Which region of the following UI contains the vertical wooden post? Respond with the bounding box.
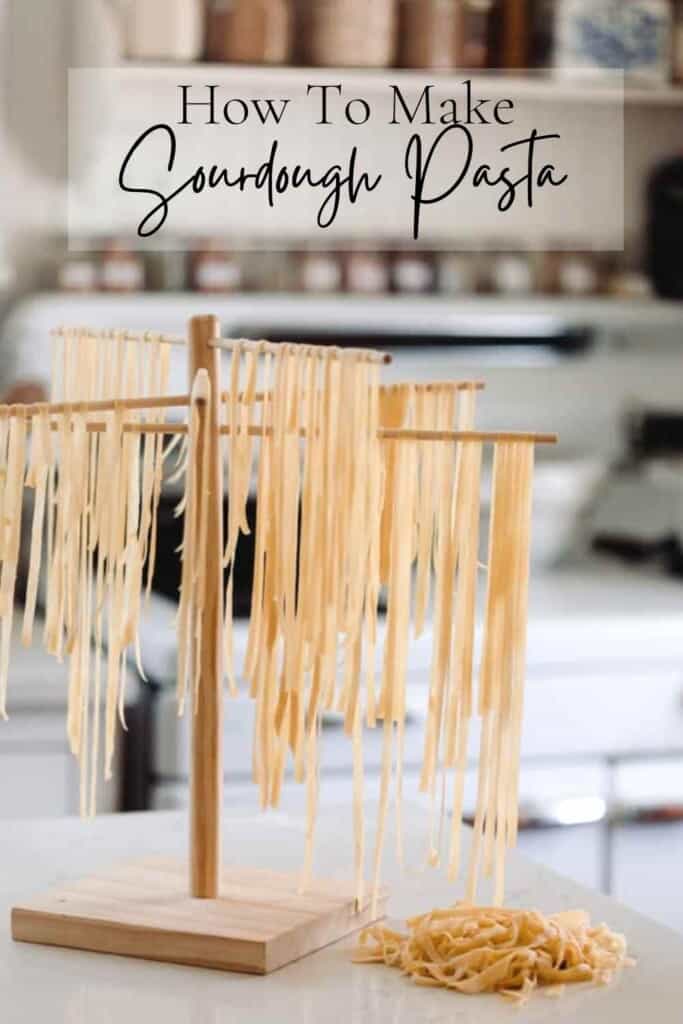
[189,314,223,899]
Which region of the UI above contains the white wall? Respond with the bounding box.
[0,0,69,286]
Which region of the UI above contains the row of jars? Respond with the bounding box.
[58,240,648,299]
[124,0,491,71]
[122,2,683,81]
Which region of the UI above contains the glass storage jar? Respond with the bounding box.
[397,0,459,69]
[206,0,292,64]
[302,0,397,68]
[123,0,204,61]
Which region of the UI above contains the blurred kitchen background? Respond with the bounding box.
[2,0,683,933]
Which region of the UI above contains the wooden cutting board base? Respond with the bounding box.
[11,856,386,974]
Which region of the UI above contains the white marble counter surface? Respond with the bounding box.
[1,806,682,1024]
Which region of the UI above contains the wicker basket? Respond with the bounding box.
[301,0,397,68]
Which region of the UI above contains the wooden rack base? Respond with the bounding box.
[11,858,385,975]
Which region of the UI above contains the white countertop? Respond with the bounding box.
[2,807,682,1024]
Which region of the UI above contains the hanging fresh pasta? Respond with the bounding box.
[1,327,175,812]
[465,440,535,906]
[1,318,629,1008]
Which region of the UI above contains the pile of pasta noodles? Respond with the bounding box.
[354,904,634,1005]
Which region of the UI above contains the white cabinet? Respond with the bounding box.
[613,824,683,934]
[0,750,70,819]
[610,757,683,933]
[0,618,130,819]
[517,826,604,892]
[0,710,121,818]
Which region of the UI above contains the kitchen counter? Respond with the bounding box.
[2,807,682,1023]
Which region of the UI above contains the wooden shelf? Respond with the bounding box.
[116,62,683,108]
[17,291,683,336]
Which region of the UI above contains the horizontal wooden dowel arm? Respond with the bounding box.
[42,421,556,445]
[379,429,558,445]
[0,394,193,419]
[50,327,187,346]
[220,381,485,405]
[381,381,486,393]
[209,337,392,365]
[127,423,189,435]
[217,426,558,445]
[48,421,189,435]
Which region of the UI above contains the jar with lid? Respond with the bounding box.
[192,242,244,293]
[556,251,600,296]
[436,252,479,295]
[392,249,436,295]
[459,0,495,68]
[57,241,98,293]
[345,247,390,294]
[490,251,534,295]
[606,266,651,299]
[302,0,397,69]
[397,0,458,69]
[298,247,344,293]
[100,240,145,293]
[123,0,204,61]
[206,0,292,64]
[553,0,672,84]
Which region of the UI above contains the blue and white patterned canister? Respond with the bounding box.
[554,0,672,83]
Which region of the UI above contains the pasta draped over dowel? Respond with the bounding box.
[221,344,383,897]
[0,329,173,815]
[46,329,173,813]
[216,351,537,915]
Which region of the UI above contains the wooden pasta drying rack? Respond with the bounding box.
[10,315,556,975]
